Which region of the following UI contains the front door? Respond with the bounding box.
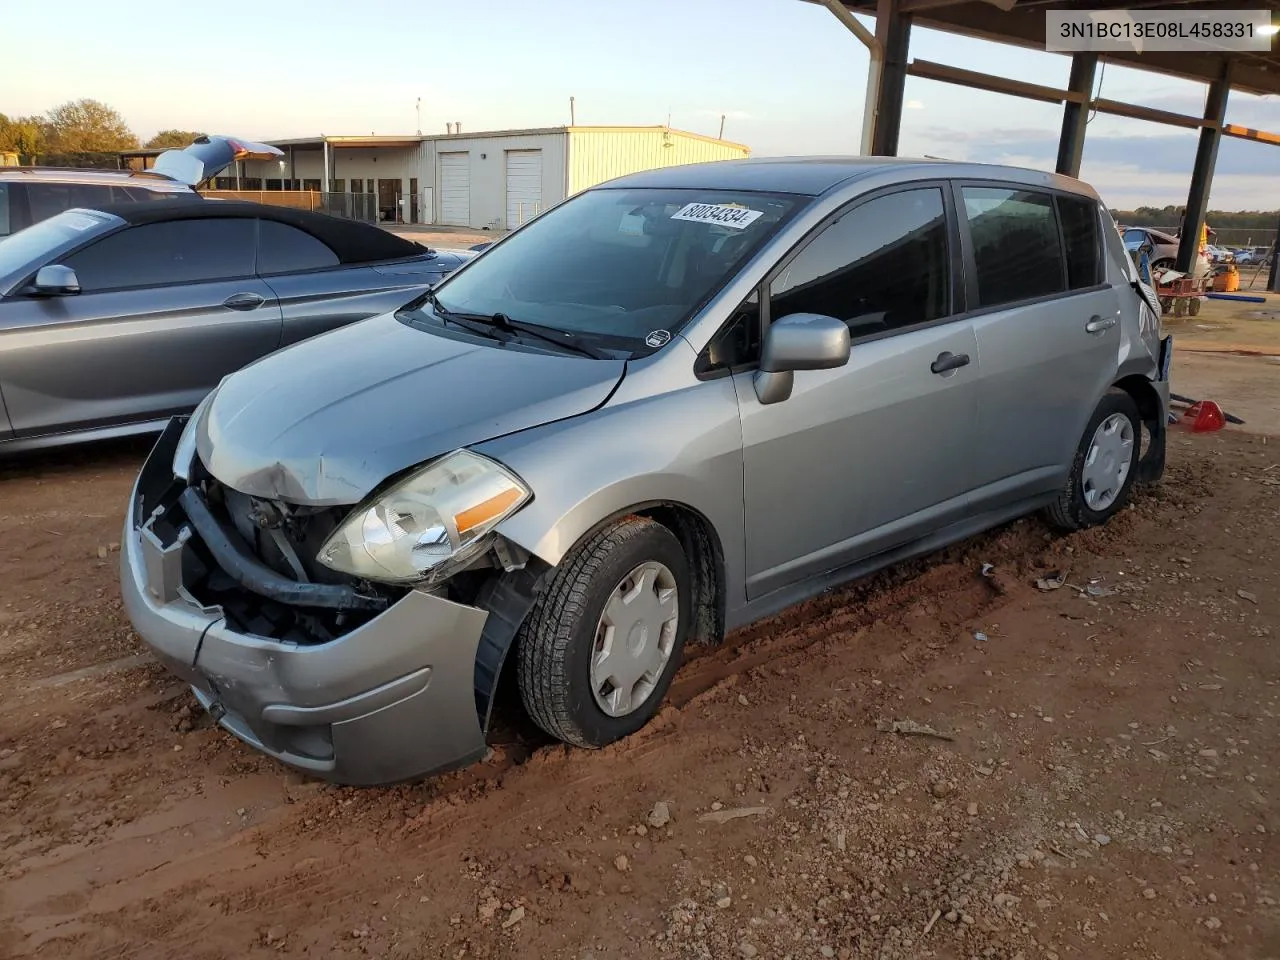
[377,179,401,223]
[956,185,1123,511]
[736,185,980,601]
[0,217,282,436]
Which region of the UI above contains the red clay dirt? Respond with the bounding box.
[1,426,1278,960]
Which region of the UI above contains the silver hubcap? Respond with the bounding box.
[590,561,679,718]
[1081,412,1134,511]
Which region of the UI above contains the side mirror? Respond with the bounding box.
[32,264,81,297]
[753,312,851,405]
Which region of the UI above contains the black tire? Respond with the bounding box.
[516,516,692,748]
[1044,391,1142,532]
[1152,258,1174,273]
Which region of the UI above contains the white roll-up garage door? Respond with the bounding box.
[439,152,470,226]
[505,150,543,230]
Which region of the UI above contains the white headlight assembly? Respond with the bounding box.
[316,449,531,585]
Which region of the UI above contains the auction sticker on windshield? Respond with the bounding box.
[671,202,764,230]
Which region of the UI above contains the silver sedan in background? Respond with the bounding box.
[0,200,470,452]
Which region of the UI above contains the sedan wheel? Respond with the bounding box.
[1045,391,1142,531]
[517,516,692,747]
[1080,412,1134,512]
[590,561,680,718]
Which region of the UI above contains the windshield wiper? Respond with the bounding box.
[455,311,605,359]
[420,293,604,358]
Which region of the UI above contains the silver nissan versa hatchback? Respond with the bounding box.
[120,158,1172,785]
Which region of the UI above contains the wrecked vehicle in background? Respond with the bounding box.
[120,157,1170,785]
[0,135,283,238]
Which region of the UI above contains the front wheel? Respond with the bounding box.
[516,517,692,748]
[1044,392,1141,532]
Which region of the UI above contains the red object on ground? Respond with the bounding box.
[1182,400,1227,433]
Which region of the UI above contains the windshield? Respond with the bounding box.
[417,187,805,351]
[0,209,115,286]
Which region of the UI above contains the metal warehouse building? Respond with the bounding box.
[205,126,750,231]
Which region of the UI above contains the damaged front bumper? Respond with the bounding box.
[120,419,493,785]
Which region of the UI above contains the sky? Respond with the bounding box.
[1,0,1277,211]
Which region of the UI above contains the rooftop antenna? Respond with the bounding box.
[718,114,726,139]
[415,97,421,135]
[570,96,576,126]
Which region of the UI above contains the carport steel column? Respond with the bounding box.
[1055,53,1097,178]
[870,0,911,156]
[1176,61,1232,275]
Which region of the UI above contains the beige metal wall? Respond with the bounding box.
[566,128,750,195]
[423,131,568,231]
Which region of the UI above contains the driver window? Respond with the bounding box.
[768,188,951,339]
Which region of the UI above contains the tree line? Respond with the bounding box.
[0,98,203,165]
[1111,205,1278,231]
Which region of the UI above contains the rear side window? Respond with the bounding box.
[64,218,256,291]
[257,219,340,274]
[962,187,1065,308]
[1057,195,1100,289]
[26,183,121,225]
[0,183,10,237]
[769,187,951,339]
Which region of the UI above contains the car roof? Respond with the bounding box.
[598,156,1102,200]
[0,167,192,191]
[82,198,427,265]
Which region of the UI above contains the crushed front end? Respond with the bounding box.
[120,418,531,786]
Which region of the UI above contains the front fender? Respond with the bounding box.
[475,373,748,616]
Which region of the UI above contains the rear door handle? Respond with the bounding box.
[930,351,971,375]
[1085,315,1118,334]
[223,292,265,311]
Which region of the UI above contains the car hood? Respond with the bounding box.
[195,314,626,505]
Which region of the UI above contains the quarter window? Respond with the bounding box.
[0,183,10,236]
[1057,195,1100,289]
[64,218,257,291]
[769,188,950,338]
[257,219,340,274]
[962,187,1065,308]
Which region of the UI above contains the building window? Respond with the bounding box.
[265,179,283,191]
[303,178,321,192]
[329,179,345,193]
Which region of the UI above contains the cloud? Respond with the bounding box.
[899,124,1277,209]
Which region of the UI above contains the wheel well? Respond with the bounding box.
[1112,375,1166,485]
[632,503,726,648]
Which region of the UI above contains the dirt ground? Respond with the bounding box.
[2,347,1278,959]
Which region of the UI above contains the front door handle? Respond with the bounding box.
[223,292,265,311]
[1085,315,1118,334]
[930,351,971,375]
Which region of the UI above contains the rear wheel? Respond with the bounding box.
[516,517,691,748]
[1044,392,1141,532]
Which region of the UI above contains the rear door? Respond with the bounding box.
[958,183,1121,512]
[256,219,435,348]
[1,217,283,436]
